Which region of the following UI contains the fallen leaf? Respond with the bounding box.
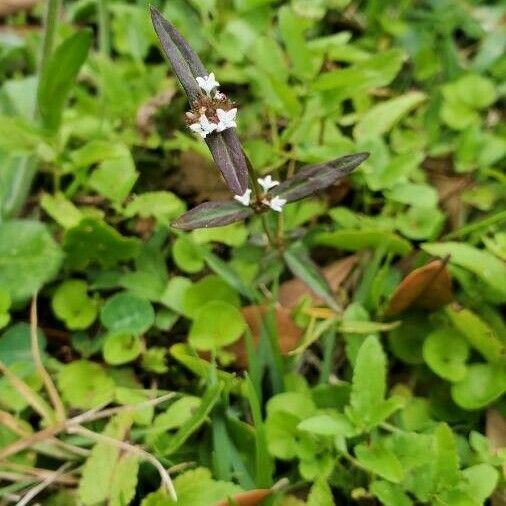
[225,305,303,368]
[279,255,358,308]
[136,89,175,137]
[0,0,40,16]
[487,409,506,506]
[215,489,271,506]
[385,259,453,316]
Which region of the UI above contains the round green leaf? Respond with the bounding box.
[423,328,469,382]
[451,363,506,410]
[172,235,205,274]
[388,312,429,365]
[103,333,142,365]
[182,275,240,319]
[0,323,46,368]
[52,280,98,330]
[101,292,154,334]
[58,360,115,409]
[160,277,192,314]
[189,301,246,351]
[0,220,62,303]
[396,206,445,240]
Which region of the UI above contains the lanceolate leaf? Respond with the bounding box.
[38,30,92,132]
[172,201,253,230]
[283,242,340,312]
[150,7,249,195]
[273,152,369,203]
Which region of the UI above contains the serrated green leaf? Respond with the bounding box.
[433,423,460,492]
[355,442,404,483]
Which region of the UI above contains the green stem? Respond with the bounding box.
[39,0,62,73]
[97,0,110,57]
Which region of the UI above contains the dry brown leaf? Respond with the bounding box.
[0,0,40,16]
[385,259,453,316]
[279,255,358,309]
[225,305,303,368]
[487,409,506,505]
[136,89,175,138]
[214,489,271,506]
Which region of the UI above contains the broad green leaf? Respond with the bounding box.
[0,289,11,330]
[40,192,83,229]
[445,306,504,363]
[354,442,404,483]
[109,454,139,506]
[52,280,98,330]
[103,333,142,365]
[283,242,340,312]
[182,274,240,318]
[123,191,186,225]
[172,235,205,273]
[297,414,355,437]
[101,292,155,335]
[451,363,506,410]
[433,423,459,491]
[461,464,499,503]
[63,217,140,269]
[189,301,246,351]
[0,323,46,368]
[422,328,469,382]
[58,360,115,409]
[314,229,411,255]
[38,30,92,131]
[422,242,506,297]
[78,413,135,505]
[307,479,334,506]
[0,220,62,303]
[0,116,48,155]
[385,183,438,208]
[354,92,427,138]
[161,276,192,314]
[140,467,241,506]
[192,222,248,247]
[370,481,412,506]
[396,207,445,241]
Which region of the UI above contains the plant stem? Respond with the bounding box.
[39,0,62,73]
[97,0,110,57]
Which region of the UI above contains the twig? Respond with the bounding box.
[31,293,66,422]
[16,463,71,506]
[68,425,177,501]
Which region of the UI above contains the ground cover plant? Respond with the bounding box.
[0,0,505,504]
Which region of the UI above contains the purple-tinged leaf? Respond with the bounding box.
[273,152,369,203]
[150,6,205,101]
[171,201,253,230]
[206,131,249,196]
[283,242,341,312]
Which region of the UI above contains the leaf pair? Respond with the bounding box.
[172,152,369,230]
[150,7,248,196]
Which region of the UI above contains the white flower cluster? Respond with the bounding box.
[234,176,287,212]
[189,73,237,138]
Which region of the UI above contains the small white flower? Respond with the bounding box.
[216,108,237,132]
[234,189,252,207]
[257,175,280,192]
[196,73,220,94]
[266,196,286,212]
[189,114,218,138]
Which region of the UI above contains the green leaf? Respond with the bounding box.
[396,207,445,241]
[101,292,155,335]
[451,363,506,410]
[461,464,499,503]
[314,229,412,255]
[0,323,46,368]
[0,289,11,330]
[422,328,469,382]
[0,116,48,155]
[58,360,115,409]
[52,280,98,330]
[445,306,504,363]
[298,414,355,437]
[63,217,140,269]
[283,242,340,312]
[40,192,83,229]
[78,413,135,505]
[307,478,334,506]
[189,301,246,351]
[422,242,506,297]
[370,481,412,506]
[355,442,404,483]
[103,333,142,365]
[385,183,438,208]
[161,276,192,314]
[123,191,186,225]
[173,235,205,273]
[0,220,62,303]
[432,423,459,491]
[38,30,92,131]
[141,467,241,506]
[354,92,427,138]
